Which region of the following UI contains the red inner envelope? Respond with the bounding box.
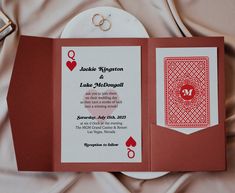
[7,36,226,171]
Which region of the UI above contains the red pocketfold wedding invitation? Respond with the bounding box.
[7,36,226,171]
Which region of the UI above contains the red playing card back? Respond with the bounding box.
[164,56,210,128]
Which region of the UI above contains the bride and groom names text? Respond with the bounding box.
[79,66,125,88]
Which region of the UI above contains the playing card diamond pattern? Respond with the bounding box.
[164,57,210,128]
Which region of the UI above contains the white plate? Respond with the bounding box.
[61,6,149,38]
[122,172,169,180]
[61,6,168,180]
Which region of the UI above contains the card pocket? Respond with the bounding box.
[150,123,226,171]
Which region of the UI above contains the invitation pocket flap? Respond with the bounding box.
[150,123,226,171]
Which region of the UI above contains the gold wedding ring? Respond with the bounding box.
[92,13,104,26]
[91,13,112,32]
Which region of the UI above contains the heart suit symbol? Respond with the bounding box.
[83,89,119,122]
[125,136,136,147]
[66,61,77,71]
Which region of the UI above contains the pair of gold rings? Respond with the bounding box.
[92,13,112,31]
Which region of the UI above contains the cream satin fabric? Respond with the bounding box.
[0,0,235,193]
